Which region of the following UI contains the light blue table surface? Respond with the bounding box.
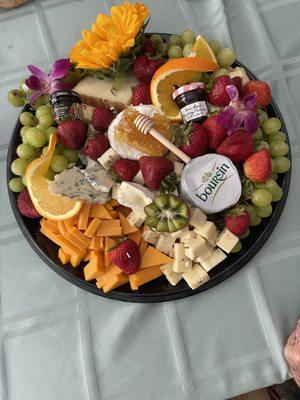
[0,1,299,399]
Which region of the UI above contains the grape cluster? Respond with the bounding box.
[9,105,79,192]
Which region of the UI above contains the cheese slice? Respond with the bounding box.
[73,74,137,112]
[102,274,129,293]
[70,250,86,268]
[130,266,163,287]
[104,237,116,266]
[58,248,70,265]
[140,246,173,269]
[139,239,148,257]
[119,212,139,235]
[90,204,114,219]
[84,252,105,281]
[128,231,141,246]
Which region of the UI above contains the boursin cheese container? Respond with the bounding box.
[180,154,242,214]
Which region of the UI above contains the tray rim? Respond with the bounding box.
[6,54,292,303]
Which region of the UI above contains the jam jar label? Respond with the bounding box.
[179,154,242,214]
[180,101,208,122]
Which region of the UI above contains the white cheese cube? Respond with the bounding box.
[132,170,144,185]
[194,242,213,263]
[229,67,249,86]
[98,148,120,170]
[155,233,175,257]
[174,161,184,176]
[180,230,197,243]
[127,211,145,228]
[216,228,239,253]
[116,181,154,212]
[173,243,188,273]
[160,263,182,286]
[201,248,227,272]
[182,264,210,290]
[184,236,208,260]
[142,227,159,245]
[189,207,207,230]
[111,183,121,200]
[185,259,192,271]
[171,226,189,240]
[194,221,218,246]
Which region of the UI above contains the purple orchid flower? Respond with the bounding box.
[25,59,72,104]
[217,85,259,135]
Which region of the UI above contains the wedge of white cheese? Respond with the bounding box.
[116,181,154,213]
[142,227,159,245]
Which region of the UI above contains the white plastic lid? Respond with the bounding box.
[179,154,242,214]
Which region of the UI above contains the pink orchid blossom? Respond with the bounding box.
[25,59,72,104]
[217,85,259,135]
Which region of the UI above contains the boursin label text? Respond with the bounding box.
[195,163,232,204]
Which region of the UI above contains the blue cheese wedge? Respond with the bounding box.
[83,160,114,193]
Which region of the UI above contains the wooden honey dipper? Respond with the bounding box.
[134,113,191,164]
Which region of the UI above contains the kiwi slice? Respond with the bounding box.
[144,194,190,233]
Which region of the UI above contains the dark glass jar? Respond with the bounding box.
[50,90,82,122]
[172,82,208,124]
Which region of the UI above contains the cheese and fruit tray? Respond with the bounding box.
[6,2,291,302]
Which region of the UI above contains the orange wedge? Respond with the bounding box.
[25,134,82,221]
[189,35,217,63]
[150,57,218,121]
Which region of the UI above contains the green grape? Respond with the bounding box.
[231,241,242,253]
[22,175,27,186]
[273,156,291,173]
[26,127,47,148]
[7,89,25,107]
[45,127,57,142]
[9,177,25,192]
[255,204,272,218]
[56,142,67,153]
[217,48,236,67]
[150,34,163,46]
[169,34,182,46]
[62,148,79,163]
[258,110,268,126]
[263,178,279,197]
[255,141,269,151]
[249,215,262,227]
[168,45,183,59]
[269,132,286,142]
[252,188,273,207]
[20,112,35,126]
[246,204,257,220]
[36,105,52,118]
[239,229,250,239]
[271,186,283,202]
[16,143,36,159]
[252,127,263,141]
[213,68,229,79]
[11,158,29,177]
[271,158,275,172]
[158,42,168,55]
[32,95,50,109]
[44,168,56,180]
[36,123,48,133]
[50,154,69,172]
[181,29,196,45]
[182,43,194,57]
[262,117,281,135]
[42,146,58,155]
[20,126,29,143]
[269,141,289,157]
[37,113,53,128]
[209,39,221,55]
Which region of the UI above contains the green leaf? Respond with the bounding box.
[111,72,126,93]
[116,58,131,72]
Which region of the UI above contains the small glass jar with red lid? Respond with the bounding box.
[172,82,208,124]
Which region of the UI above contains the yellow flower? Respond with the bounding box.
[70,2,149,70]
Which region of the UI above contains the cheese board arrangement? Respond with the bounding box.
[6,2,291,302]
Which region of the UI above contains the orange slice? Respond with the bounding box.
[25,134,82,221]
[150,57,218,121]
[189,35,217,63]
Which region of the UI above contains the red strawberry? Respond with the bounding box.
[231,76,243,96]
[225,209,250,236]
[139,156,174,190]
[17,188,40,218]
[109,238,140,275]
[177,123,209,159]
[216,129,254,164]
[141,39,156,56]
[208,75,233,107]
[132,82,152,105]
[83,134,110,160]
[57,119,87,149]
[202,115,227,150]
[133,55,164,82]
[243,80,271,108]
[92,106,114,131]
[113,159,140,181]
[243,149,272,183]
